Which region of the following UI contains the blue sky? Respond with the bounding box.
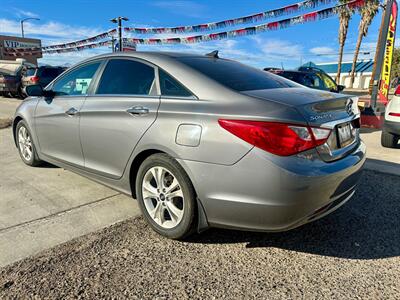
[0,0,391,68]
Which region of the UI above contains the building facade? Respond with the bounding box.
[305,60,374,90]
[0,35,42,65]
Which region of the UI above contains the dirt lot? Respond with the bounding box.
[0,170,399,299]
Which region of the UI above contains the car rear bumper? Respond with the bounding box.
[178,141,366,232]
[383,120,400,135]
[0,83,18,93]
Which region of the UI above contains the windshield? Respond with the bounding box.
[177,57,298,92]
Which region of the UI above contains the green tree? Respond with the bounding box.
[390,47,400,85]
[337,0,355,84]
[349,0,380,88]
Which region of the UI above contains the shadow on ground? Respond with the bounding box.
[188,170,400,260]
[37,162,59,168]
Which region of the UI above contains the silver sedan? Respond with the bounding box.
[14,52,366,239]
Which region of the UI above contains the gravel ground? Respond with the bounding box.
[1,170,399,299]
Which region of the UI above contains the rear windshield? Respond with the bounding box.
[25,68,37,76]
[41,68,64,77]
[177,57,297,91]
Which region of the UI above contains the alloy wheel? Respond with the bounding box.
[18,126,33,161]
[142,166,185,229]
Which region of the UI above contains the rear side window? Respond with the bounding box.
[96,59,155,95]
[178,57,297,92]
[159,69,193,97]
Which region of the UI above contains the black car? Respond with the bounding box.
[267,67,345,93]
[21,66,66,90]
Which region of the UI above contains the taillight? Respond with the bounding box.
[389,112,400,117]
[395,85,400,96]
[218,119,331,156]
[31,76,39,83]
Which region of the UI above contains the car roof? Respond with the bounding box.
[66,51,244,101]
[87,51,208,62]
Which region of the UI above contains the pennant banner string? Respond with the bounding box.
[124,0,333,34]
[124,0,365,45]
[27,0,334,51]
[40,30,116,50]
[4,0,365,54]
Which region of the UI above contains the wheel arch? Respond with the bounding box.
[12,115,24,147]
[128,148,209,232]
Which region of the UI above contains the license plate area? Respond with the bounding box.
[336,122,355,148]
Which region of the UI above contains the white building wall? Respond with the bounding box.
[329,72,372,90]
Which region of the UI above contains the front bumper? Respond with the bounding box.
[383,120,400,136]
[178,141,366,232]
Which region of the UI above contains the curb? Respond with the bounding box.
[364,159,400,177]
[0,118,12,129]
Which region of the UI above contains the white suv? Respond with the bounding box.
[382,87,400,148]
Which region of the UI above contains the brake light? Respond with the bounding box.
[395,85,400,96]
[31,76,39,83]
[389,112,400,117]
[218,119,331,156]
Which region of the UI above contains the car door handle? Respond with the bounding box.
[126,106,149,116]
[65,107,78,116]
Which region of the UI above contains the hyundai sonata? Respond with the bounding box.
[15,52,365,239]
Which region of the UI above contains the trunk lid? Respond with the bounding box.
[242,87,361,162]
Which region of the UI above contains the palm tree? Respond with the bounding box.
[349,0,380,88]
[336,0,355,84]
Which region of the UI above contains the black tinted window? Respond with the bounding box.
[159,69,193,97]
[178,57,297,91]
[96,59,155,95]
[52,62,100,96]
[41,68,63,77]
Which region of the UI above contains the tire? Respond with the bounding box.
[381,130,399,148]
[136,153,197,239]
[16,120,42,166]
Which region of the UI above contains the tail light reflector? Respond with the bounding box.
[218,119,331,156]
[389,112,400,117]
[31,76,39,83]
[394,85,400,96]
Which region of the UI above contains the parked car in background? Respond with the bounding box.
[0,59,35,98]
[16,52,365,239]
[267,67,345,93]
[22,66,66,91]
[381,85,400,148]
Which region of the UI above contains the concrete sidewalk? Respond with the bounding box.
[0,128,140,267]
[360,129,400,176]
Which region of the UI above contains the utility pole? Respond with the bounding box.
[110,16,129,52]
[20,17,40,38]
[111,37,116,53]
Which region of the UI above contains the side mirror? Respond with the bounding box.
[337,85,345,92]
[24,85,44,97]
[24,85,55,98]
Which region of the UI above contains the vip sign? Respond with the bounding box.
[4,40,40,49]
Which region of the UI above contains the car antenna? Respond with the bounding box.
[206,50,219,58]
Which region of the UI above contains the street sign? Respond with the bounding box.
[114,41,136,52]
